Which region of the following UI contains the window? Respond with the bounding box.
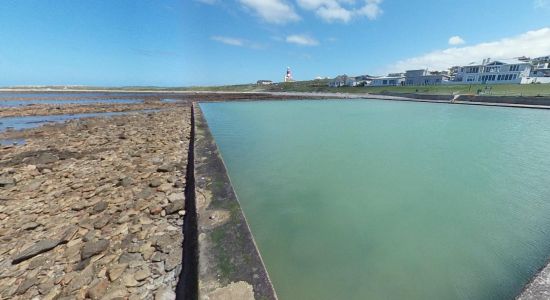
[383,80,387,85]
[509,65,520,72]
[497,75,502,80]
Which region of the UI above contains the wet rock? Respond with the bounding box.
[81,239,109,260]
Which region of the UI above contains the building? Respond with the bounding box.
[531,55,550,77]
[404,69,450,85]
[453,58,532,84]
[256,80,273,85]
[284,67,294,82]
[370,75,405,86]
[328,75,356,87]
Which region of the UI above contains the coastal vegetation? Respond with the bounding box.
[4,81,550,97]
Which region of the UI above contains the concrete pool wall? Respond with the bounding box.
[181,103,277,299]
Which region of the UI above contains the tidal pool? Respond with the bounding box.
[200,100,550,300]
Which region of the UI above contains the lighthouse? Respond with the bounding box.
[284,67,294,82]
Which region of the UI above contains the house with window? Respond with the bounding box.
[370,75,405,86]
[328,75,357,87]
[531,56,550,77]
[256,80,273,85]
[404,69,450,85]
[453,58,532,84]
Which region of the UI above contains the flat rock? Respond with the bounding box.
[134,267,151,281]
[92,201,108,214]
[21,221,40,231]
[164,250,182,272]
[165,201,184,215]
[167,193,184,203]
[81,239,109,260]
[149,178,163,188]
[93,216,110,229]
[107,263,128,281]
[15,277,38,295]
[207,281,254,300]
[154,287,176,300]
[12,239,63,264]
[156,164,175,172]
[87,279,109,300]
[0,176,16,188]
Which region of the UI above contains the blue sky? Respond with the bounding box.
[1,0,549,87]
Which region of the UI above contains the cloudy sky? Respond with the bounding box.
[185,0,550,85]
[1,0,549,86]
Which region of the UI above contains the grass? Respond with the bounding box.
[184,80,550,97]
[4,81,550,97]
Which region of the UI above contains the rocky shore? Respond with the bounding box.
[0,105,190,299]
[0,101,184,118]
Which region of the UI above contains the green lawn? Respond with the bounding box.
[185,80,550,97]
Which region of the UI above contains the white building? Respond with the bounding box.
[404,69,450,85]
[453,58,532,84]
[531,56,550,77]
[370,75,405,86]
[328,75,357,87]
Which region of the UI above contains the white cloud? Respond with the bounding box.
[239,0,300,24]
[211,36,265,49]
[211,36,244,46]
[448,36,465,45]
[387,27,550,72]
[286,34,319,46]
[296,0,382,22]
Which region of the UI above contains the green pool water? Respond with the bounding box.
[200,100,550,300]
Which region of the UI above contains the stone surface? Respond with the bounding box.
[206,281,255,300]
[107,263,128,282]
[81,239,109,260]
[12,239,63,264]
[92,201,108,214]
[0,104,189,299]
[154,286,176,300]
[87,279,109,300]
[165,201,185,215]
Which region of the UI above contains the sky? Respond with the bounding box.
[1,0,550,87]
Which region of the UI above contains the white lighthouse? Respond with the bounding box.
[284,67,294,82]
